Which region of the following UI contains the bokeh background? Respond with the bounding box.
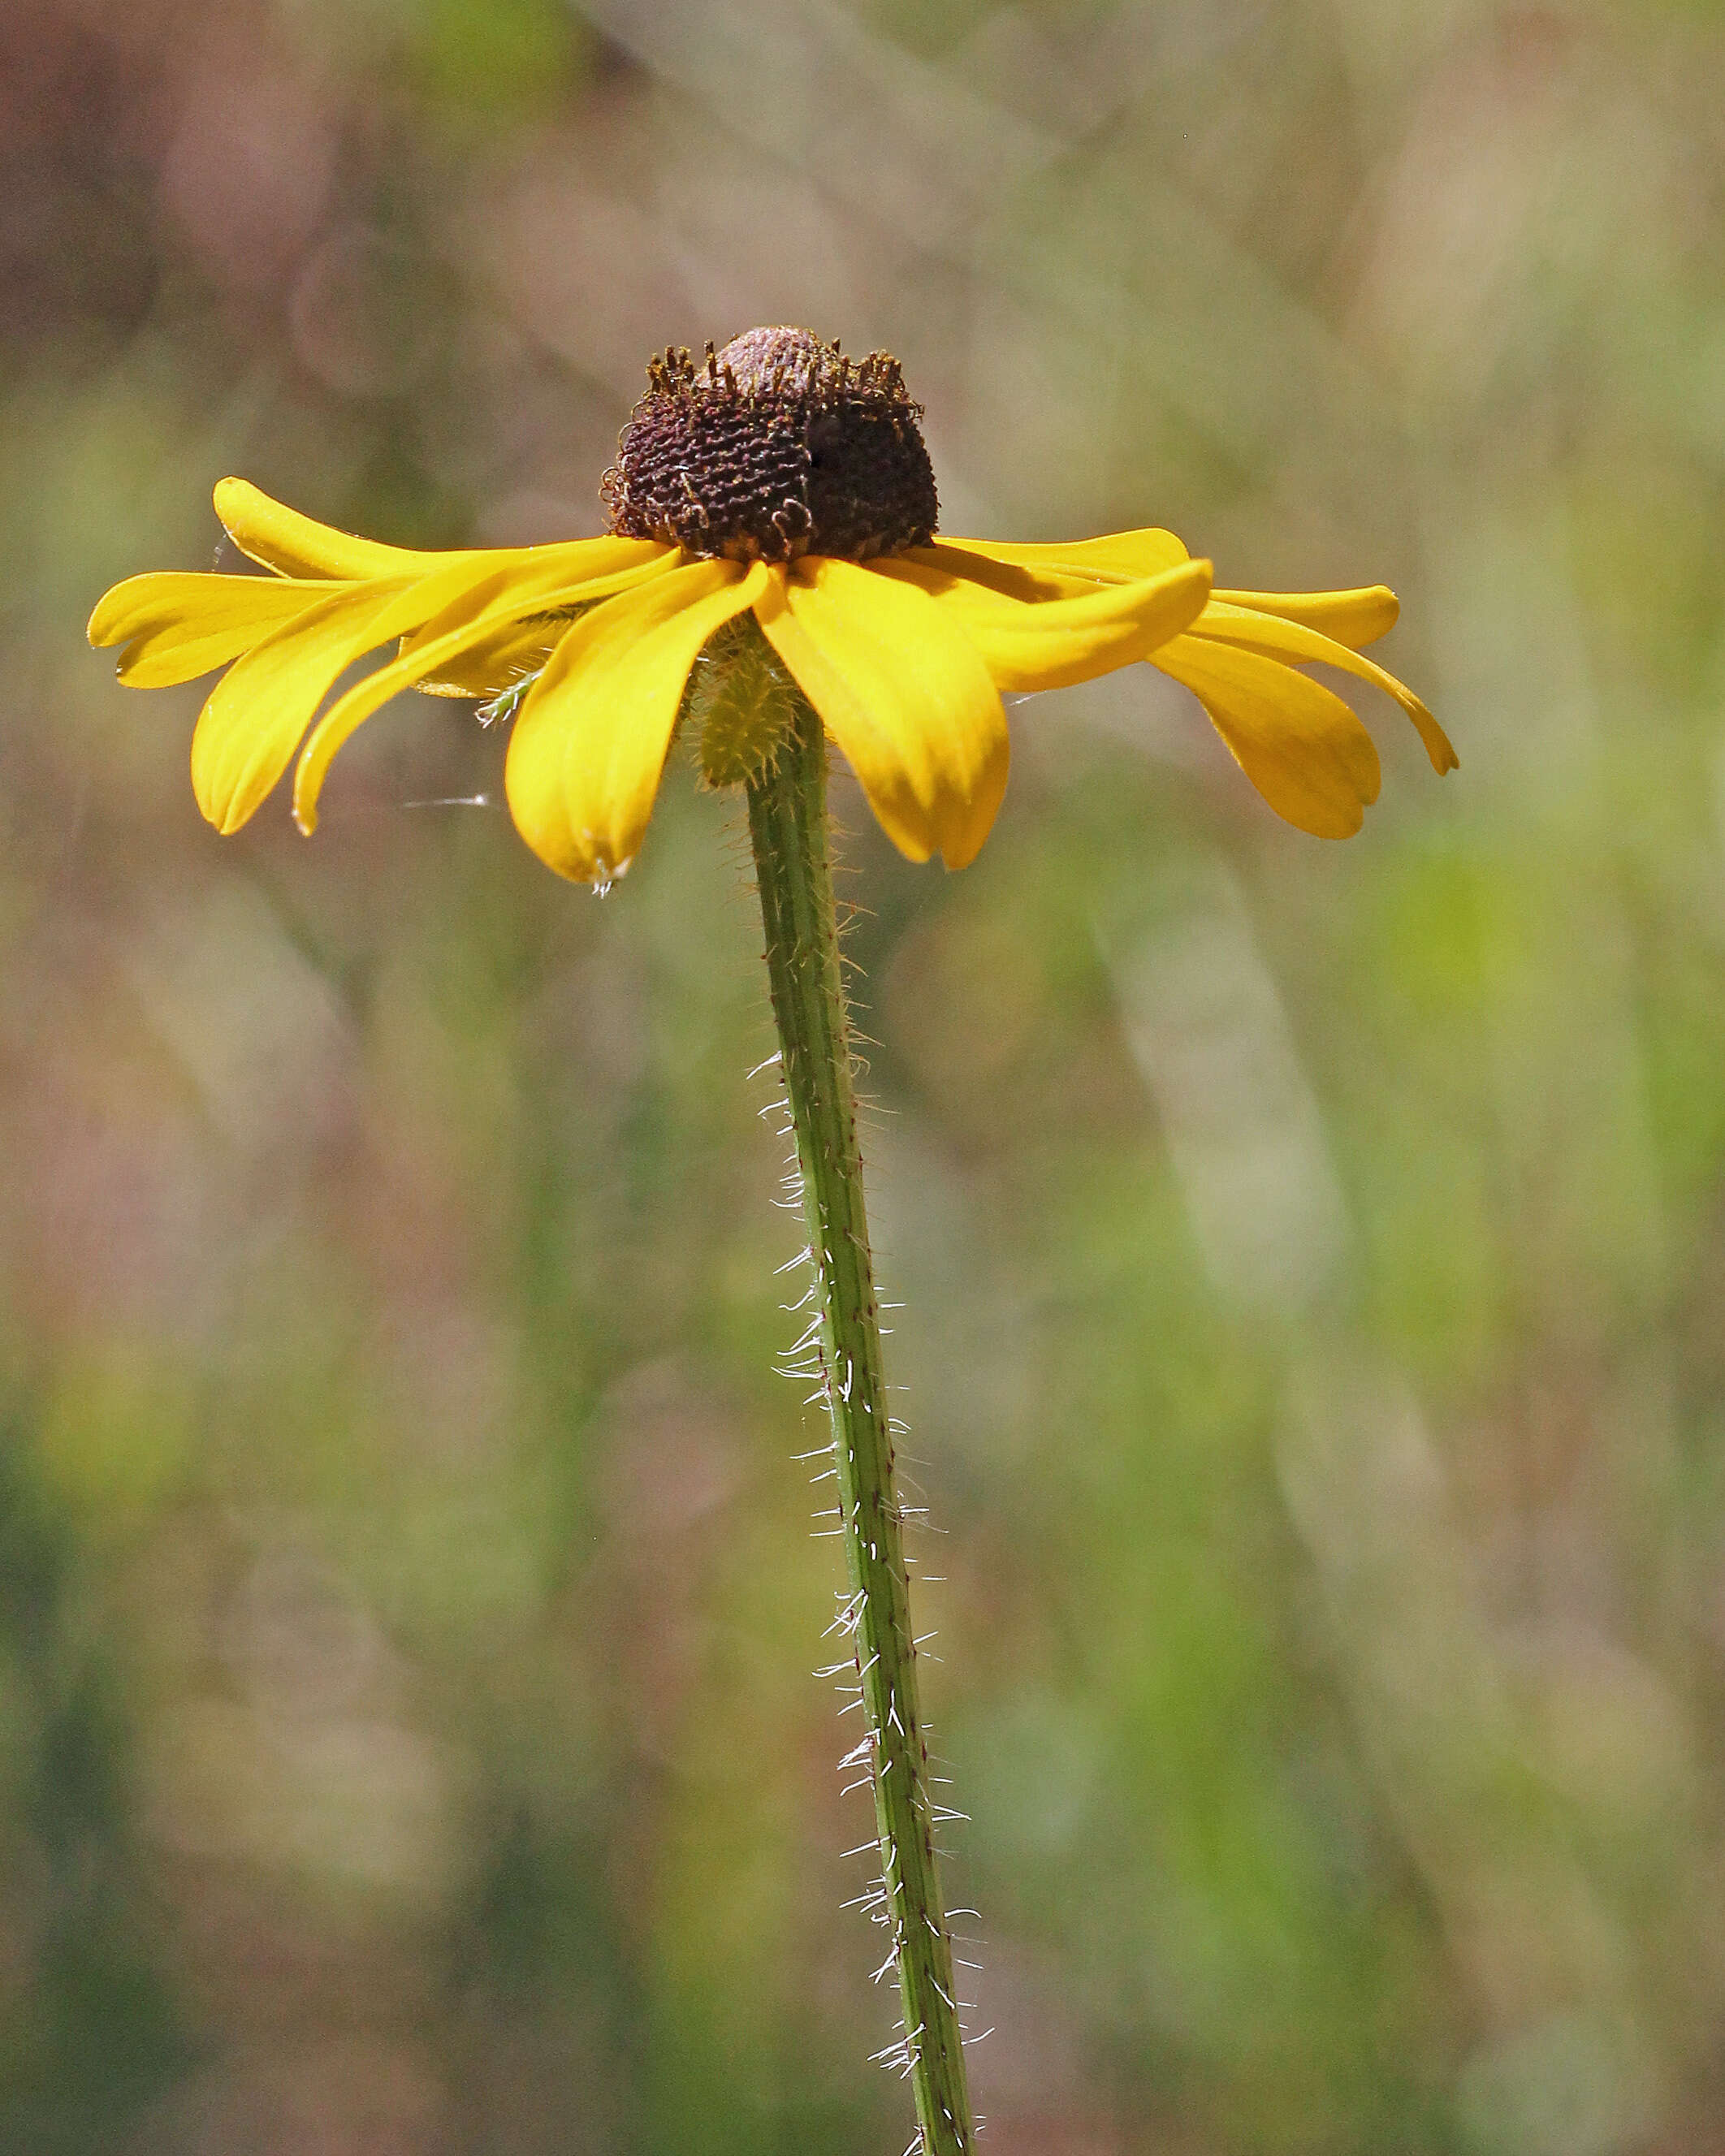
[4,1,1724,2150]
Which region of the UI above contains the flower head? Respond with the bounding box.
[88,326,1454,884]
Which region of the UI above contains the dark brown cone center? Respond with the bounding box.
[601,327,939,564]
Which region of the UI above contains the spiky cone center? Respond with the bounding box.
[603,326,939,564]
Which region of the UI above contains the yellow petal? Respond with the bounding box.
[293,549,662,831]
[1209,585,1400,650]
[877,553,1212,693]
[190,581,412,833]
[413,618,569,698]
[194,553,523,832]
[401,542,679,694]
[1192,601,1458,775]
[88,570,333,686]
[505,560,767,884]
[216,475,674,590]
[1152,633,1381,839]
[754,557,1009,871]
[292,572,526,832]
[920,528,1191,598]
[214,477,473,581]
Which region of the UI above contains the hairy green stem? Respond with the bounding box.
[746,695,975,2156]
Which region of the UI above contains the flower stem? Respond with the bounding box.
[746,694,975,2156]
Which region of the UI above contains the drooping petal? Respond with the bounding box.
[293,572,520,832]
[1192,601,1458,774]
[412,618,572,699]
[189,581,413,833]
[88,570,334,687]
[293,548,672,830]
[506,559,767,883]
[192,551,518,833]
[919,527,1190,598]
[876,552,1212,693]
[402,543,680,694]
[1209,585,1400,650]
[1152,633,1382,839]
[754,557,1009,870]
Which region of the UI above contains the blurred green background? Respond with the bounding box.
[5,0,1725,2150]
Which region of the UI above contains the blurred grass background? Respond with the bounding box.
[4,0,1725,2150]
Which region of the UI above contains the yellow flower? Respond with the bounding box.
[87,329,1454,884]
